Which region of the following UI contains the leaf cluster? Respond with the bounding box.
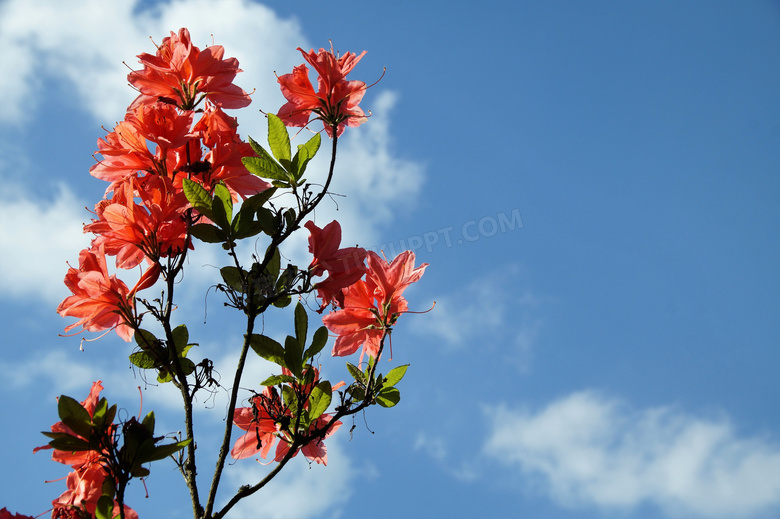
[129,325,198,384]
[243,114,321,190]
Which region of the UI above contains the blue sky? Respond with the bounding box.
[1,1,779,518]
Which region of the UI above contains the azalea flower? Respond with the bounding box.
[230,387,281,461]
[323,251,427,362]
[34,381,110,467]
[0,507,35,519]
[89,119,157,187]
[86,176,189,268]
[305,220,366,311]
[58,246,139,341]
[128,27,251,111]
[274,412,341,466]
[277,46,369,137]
[51,465,137,519]
[231,367,342,465]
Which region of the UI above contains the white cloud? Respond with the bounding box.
[0,182,90,304]
[0,0,424,307]
[0,0,304,124]
[412,267,540,369]
[414,433,479,483]
[223,435,357,519]
[0,349,99,394]
[483,391,780,518]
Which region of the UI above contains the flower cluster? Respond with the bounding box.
[59,28,269,341]
[323,250,428,363]
[305,220,428,361]
[232,367,342,465]
[277,46,370,137]
[34,382,137,519]
[45,27,429,519]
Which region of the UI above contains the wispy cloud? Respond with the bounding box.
[224,436,358,519]
[412,266,541,370]
[0,0,425,310]
[483,391,780,518]
[0,0,303,125]
[0,182,90,304]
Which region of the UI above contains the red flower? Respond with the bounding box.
[323,251,427,362]
[305,220,366,311]
[231,387,281,461]
[274,413,341,466]
[125,101,196,152]
[89,120,157,187]
[128,28,250,111]
[0,508,35,519]
[57,246,138,341]
[51,465,137,519]
[277,47,369,137]
[231,368,342,465]
[87,176,189,268]
[34,382,108,468]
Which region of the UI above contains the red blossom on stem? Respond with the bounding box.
[277,46,369,137]
[0,508,35,519]
[323,251,428,362]
[34,382,138,519]
[57,247,139,341]
[231,368,342,466]
[305,220,366,311]
[128,27,251,110]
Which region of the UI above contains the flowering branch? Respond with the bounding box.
[30,29,430,519]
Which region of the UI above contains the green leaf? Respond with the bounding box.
[171,324,188,352]
[190,223,227,243]
[294,302,308,348]
[308,381,332,421]
[129,351,156,369]
[243,187,277,212]
[267,113,291,163]
[144,438,191,463]
[47,435,93,452]
[383,364,409,388]
[250,334,285,366]
[179,358,196,377]
[101,404,117,430]
[346,362,366,385]
[257,207,279,235]
[220,266,245,292]
[376,387,401,408]
[283,208,297,232]
[273,294,292,308]
[260,374,297,386]
[211,183,233,230]
[95,495,114,519]
[284,335,303,378]
[142,411,155,435]
[281,385,298,417]
[57,395,92,439]
[157,370,173,384]
[243,156,290,182]
[134,328,160,350]
[182,179,213,220]
[348,385,365,402]
[292,132,321,179]
[232,209,264,240]
[91,397,109,427]
[247,135,269,157]
[265,246,281,281]
[303,326,329,360]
